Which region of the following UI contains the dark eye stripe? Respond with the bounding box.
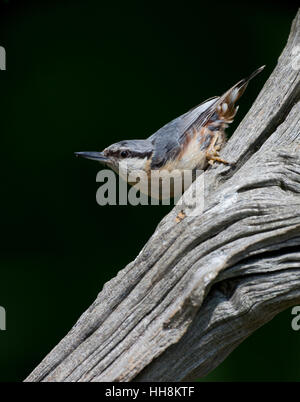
[131,151,152,159]
[106,149,152,159]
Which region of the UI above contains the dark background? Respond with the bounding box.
[0,0,299,382]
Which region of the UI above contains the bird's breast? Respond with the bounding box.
[174,128,212,171]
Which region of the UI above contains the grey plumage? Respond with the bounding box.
[149,97,219,168]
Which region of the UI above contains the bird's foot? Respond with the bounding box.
[206,150,230,166]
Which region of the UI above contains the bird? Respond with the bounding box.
[75,66,265,200]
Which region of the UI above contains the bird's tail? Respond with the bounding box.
[215,65,265,123]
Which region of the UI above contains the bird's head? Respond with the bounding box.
[75,139,154,179]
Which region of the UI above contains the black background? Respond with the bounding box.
[0,0,299,381]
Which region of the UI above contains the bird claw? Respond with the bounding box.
[206,150,230,166]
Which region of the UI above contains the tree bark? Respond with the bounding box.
[25,9,300,382]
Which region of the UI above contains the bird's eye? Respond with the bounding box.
[120,150,129,158]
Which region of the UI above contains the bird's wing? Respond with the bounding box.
[150,66,265,169]
[149,97,219,169]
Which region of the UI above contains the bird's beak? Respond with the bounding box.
[74,151,109,164]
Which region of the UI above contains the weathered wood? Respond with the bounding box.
[25,9,300,382]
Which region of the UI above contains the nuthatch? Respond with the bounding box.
[75,66,265,198]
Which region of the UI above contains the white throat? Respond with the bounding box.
[115,157,148,181]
